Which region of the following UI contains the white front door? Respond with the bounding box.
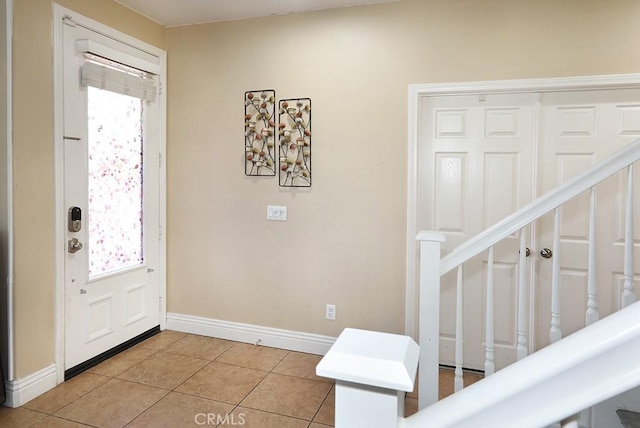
[62,18,163,372]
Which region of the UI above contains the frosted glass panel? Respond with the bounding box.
[88,86,144,277]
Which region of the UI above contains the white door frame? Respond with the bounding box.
[52,4,167,383]
[405,73,640,342]
[3,0,14,383]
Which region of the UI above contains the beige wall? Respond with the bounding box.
[11,0,164,379]
[166,0,640,339]
[9,0,640,382]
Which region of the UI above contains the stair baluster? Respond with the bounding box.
[586,187,599,326]
[550,207,562,344]
[622,165,637,308]
[517,228,529,360]
[485,247,495,376]
[454,264,464,392]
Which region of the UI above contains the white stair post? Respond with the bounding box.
[416,231,446,409]
[316,328,419,428]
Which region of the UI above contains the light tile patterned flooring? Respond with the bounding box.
[0,330,483,427]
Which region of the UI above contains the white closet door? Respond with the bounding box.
[535,89,640,350]
[419,93,536,370]
[420,87,640,373]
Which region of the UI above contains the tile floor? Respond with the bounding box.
[0,330,484,427]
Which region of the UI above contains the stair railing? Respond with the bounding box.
[403,300,640,428]
[318,300,640,427]
[417,137,640,411]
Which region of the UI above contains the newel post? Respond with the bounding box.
[316,328,419,428]
[416,231,446,410]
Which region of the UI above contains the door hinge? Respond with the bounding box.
[158,153,163,168]
[159,225,163,241]
[158,82,163,96]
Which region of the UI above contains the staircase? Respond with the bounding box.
[319,138,640,427]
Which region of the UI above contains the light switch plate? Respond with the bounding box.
[267,205,287,221]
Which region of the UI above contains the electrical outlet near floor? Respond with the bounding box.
[326,304,336,321]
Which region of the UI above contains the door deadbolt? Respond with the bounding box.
[68,238,83,254]
[68,206,82,232]
[540,248,553,259]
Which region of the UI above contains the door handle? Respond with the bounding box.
[519,247,530,257]
[68,238,83,254]
[540,248,553,259]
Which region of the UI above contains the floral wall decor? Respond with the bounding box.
[278,98,311,187]
[244,90,276,176]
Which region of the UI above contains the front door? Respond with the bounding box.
[62,17,162,371]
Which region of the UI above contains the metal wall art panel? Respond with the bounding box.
[278,98,311,187]
[244,89,276,176]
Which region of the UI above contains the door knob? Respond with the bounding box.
[540,248,553,259]
[68,238,83,254]
[519,247,530,257]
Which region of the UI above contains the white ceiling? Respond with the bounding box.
[115,0,399,27]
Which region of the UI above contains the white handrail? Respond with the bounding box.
[403,301,640,428]
[440,138,640,276]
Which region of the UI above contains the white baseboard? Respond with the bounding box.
[166,313,336,355]
[4,364,57,408]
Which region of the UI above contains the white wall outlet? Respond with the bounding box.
[267,205,287,221]
[326,304,336,321]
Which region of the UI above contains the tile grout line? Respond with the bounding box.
[77,333,182,427]
[109,333,190,427]
[120,338,268,426]
[23,372,112,417]
[22,409,48,428]
[236,348,335,425]
[308,382,334,426]
[122,387,171,428]
[213,342,293,427]
[232,346,290,413]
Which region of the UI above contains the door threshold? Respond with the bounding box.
[64,325,160,381]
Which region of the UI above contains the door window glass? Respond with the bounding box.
[88,86,144,277]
